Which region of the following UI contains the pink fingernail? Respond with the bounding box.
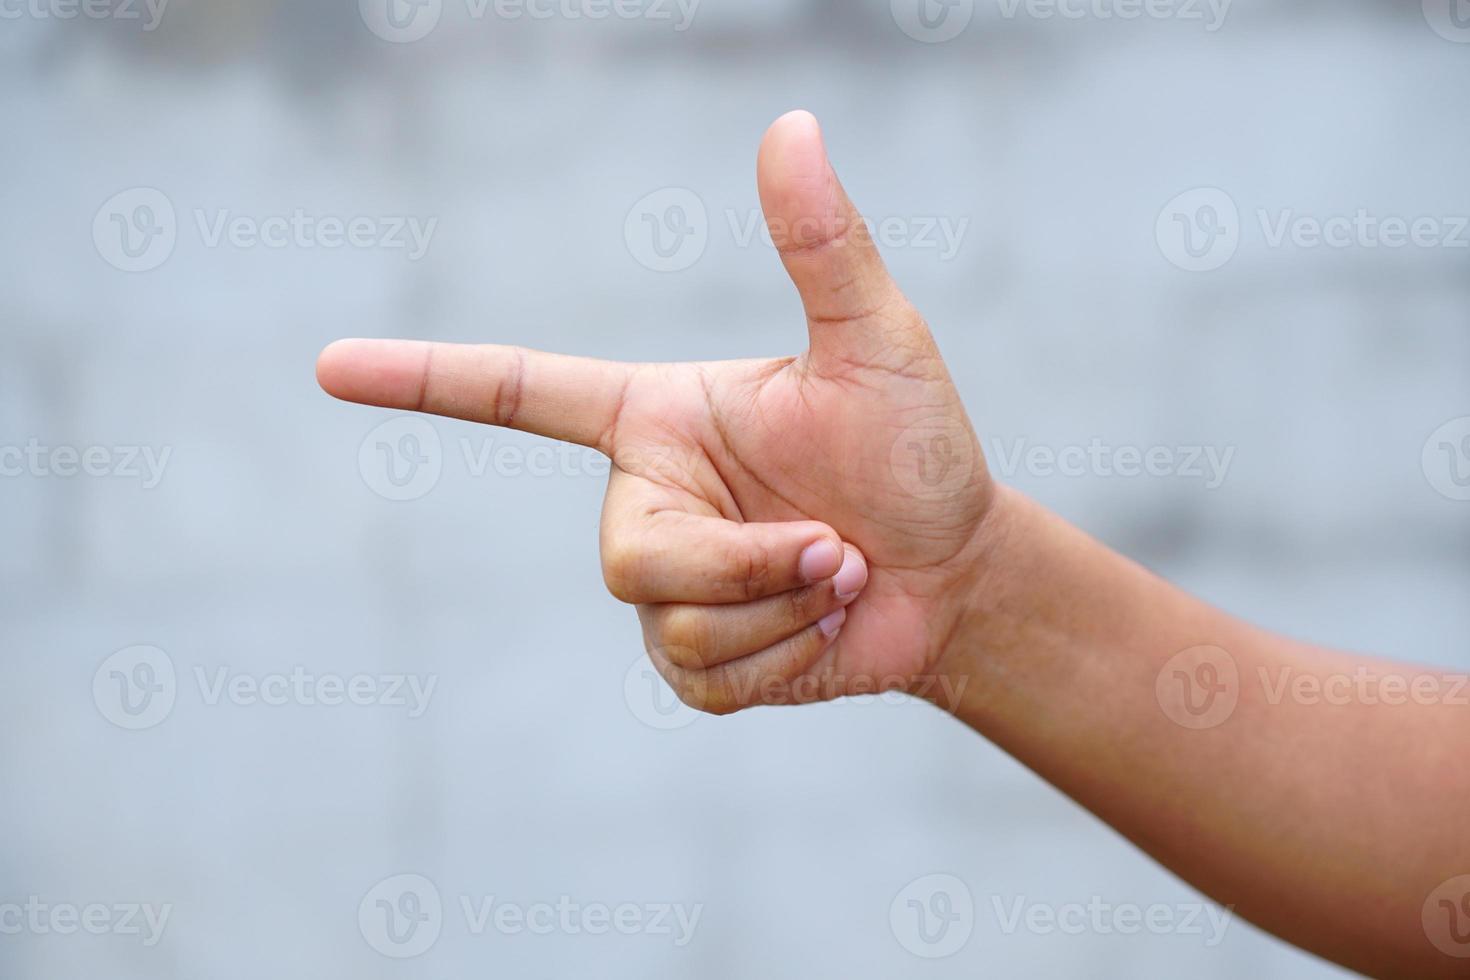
[833,548,868,601]
[799,540,842,583]
[819,608,847,638]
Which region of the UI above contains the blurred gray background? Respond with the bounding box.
[3,0,1469,977]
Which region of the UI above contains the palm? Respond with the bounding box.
[606,339,989,692]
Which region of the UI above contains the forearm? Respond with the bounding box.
[935,486,1470,979]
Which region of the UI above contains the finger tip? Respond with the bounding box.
[758,110,830,192]
[835,543,869,602]
[314,338,424,406]
[315,347,344,398]
[770,108,821,141]
[819,606,847,639]
[314,339,371,399]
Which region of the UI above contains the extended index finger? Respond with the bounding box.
[316,339,632,451]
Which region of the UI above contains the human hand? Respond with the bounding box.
[317,111,994,714]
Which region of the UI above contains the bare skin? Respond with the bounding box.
[317,111,1470,979]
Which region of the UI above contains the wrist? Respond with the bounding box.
[913,482,1025,714]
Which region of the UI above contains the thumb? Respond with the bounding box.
[757,110,915,363]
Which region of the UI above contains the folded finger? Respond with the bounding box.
[640,545,867,669]
[601,473,849,605]
[648,618,842,716]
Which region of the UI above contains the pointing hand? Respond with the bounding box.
[317,111,993,714]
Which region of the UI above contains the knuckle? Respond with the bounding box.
[671,671,739,717]
[783,584,817,625]
[490,347,527,428]
[730,539,773,602]
[601,538,643,603]
[656,607,715,668]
